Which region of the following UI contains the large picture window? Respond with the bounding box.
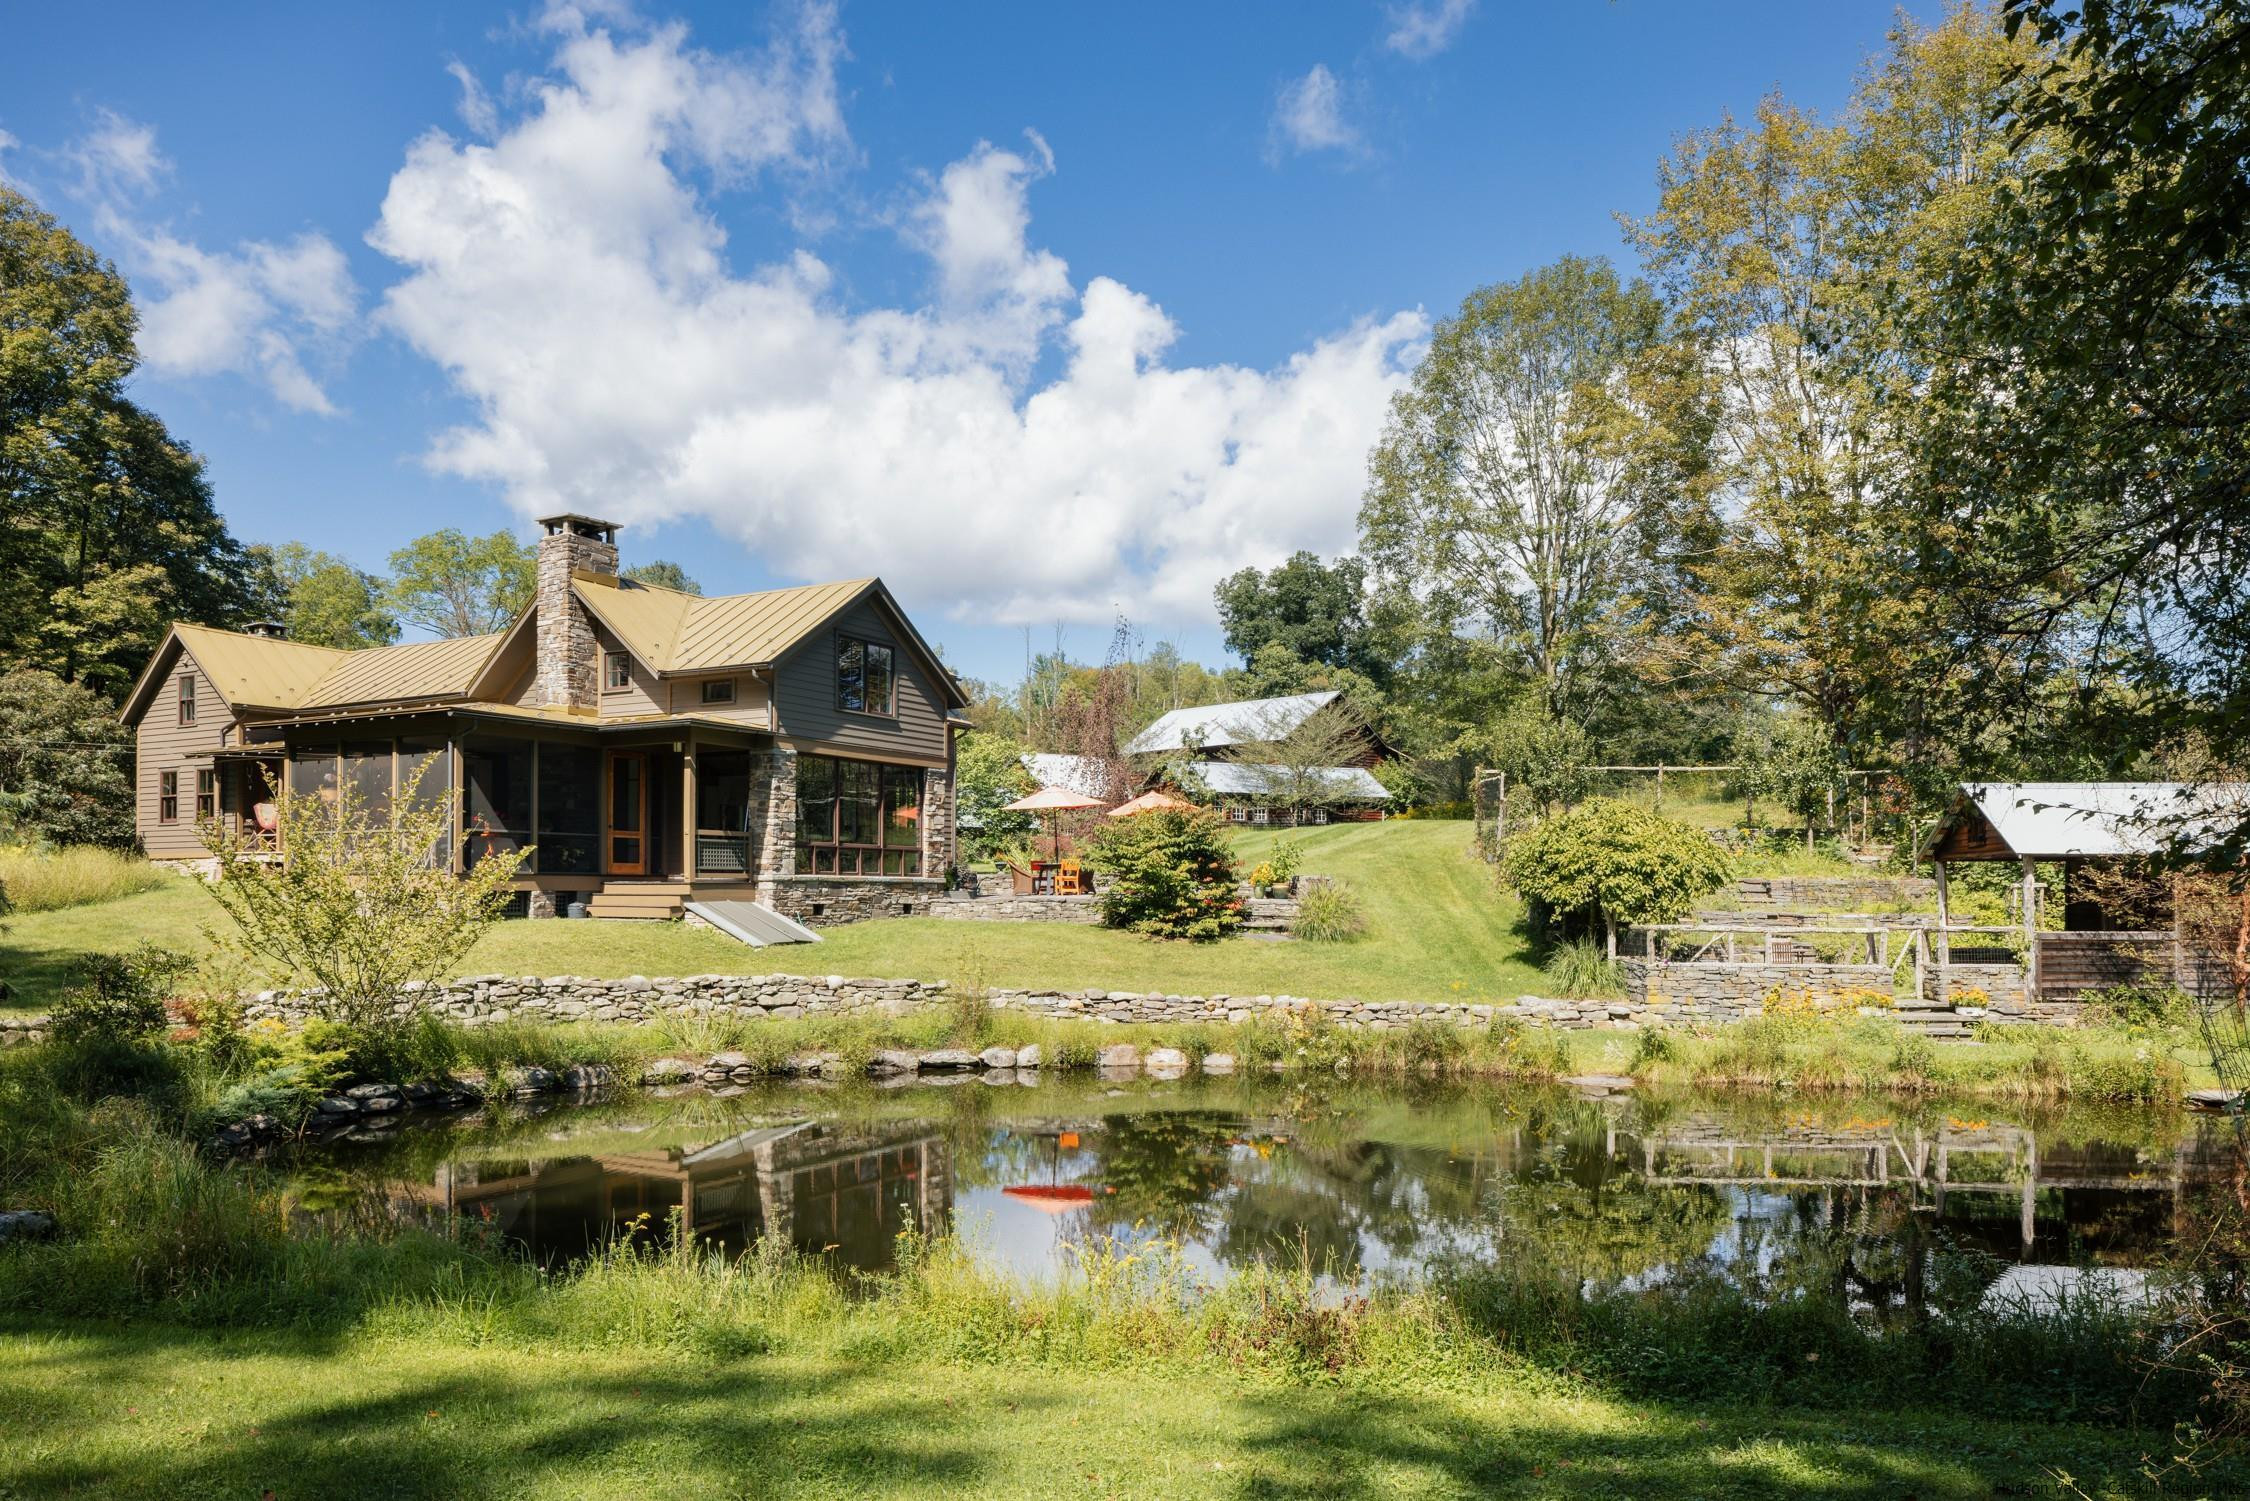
[795,754,921,875]
[836,635,895,716]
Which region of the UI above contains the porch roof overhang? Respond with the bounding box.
[252,700,773,740]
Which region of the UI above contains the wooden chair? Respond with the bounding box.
[1055,860,1087,896]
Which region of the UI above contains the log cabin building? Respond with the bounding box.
[120,515,968,925]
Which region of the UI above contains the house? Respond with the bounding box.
[1122,689,1391,825]
[120,514,969,925]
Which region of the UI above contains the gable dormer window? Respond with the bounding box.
[604,652,631,691]
[837,635,895,717]
[701,679,736,706]
[177,673,196,726]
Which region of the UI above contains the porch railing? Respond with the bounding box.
[695,830,753,876]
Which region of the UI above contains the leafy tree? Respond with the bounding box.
[384,529,535,638]
[1084,807,1244,941]
[1490,707,1599,817]
[1213,551,1384,682]
[0,669,136,849]
[1,187,271,696]
[1362,255,1680,720]
[200,758,529,1034]
[954,729,1038,860]
[247,542,398,650]
[622,560,701,594]
[1502,798,1734,946]
[1894,0,2250,812]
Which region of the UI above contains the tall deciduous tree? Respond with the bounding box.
[622,560,701,594]
[1213,552,1383,682]
[1362,256,1677,721]
[0,187,270,696]
[384,529,535,638]
[247,542,399,650]
[0,669,136,850]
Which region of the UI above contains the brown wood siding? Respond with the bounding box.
[771,599,948,760]
[594,622,663,716]
[665,673,772,725]
[134,651,228,857]
[1932,807,2013,862]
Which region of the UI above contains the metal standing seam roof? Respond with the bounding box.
[1188,759,1388,801]
[1123,690,1341,756]
[1950,781,2249,858]
[572,573,876,673]
[162,624,346,710]
[296,632,508,707]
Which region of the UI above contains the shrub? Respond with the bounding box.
[1084,808,1243,941]
[1540,937,1624,999]
[50,945,192,1046]
[1290,882,1369,942]
[0,845,168,912]
[2080,982,2195,1034]
[1501,798,1733,943]
[1266,836,1306,884]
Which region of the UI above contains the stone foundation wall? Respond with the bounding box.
[746,876,946,927]
[1733,875,1935,909]
[1624,959,1898,1025]
[1928,961,2039,1017]
[928,895,1103,924]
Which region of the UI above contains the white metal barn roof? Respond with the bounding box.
[1950,781,2244,858]
[1124,691,1340,756]
[1020,752,1111,797]
[1189,759,1388,801]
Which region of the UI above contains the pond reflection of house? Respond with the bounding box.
[424,1122,950,1271]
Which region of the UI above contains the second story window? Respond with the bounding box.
[604,651,631,691]
[177,673,196,726]
[837,636,895,716]
[700,679,736,705]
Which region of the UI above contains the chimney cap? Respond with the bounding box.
[536,513,621,541]
[244,620,288,639]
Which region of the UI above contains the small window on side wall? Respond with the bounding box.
[177,673,196,726]
[604,652,631,691]
[158,770,178,823]
[701,679,735,705]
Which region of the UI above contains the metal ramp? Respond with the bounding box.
[685,899,822,948]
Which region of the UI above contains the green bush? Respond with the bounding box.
[1502,798,1733,939]
[1290,882,1369,942]
[50,945,192,1046]
[0,844,168,913]
[1084,808,1244,941]
[1540,937,1625,999]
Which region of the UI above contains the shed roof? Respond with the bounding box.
[1936,781,2247,860]
[1124,691,1341,756]
[1188,759,1388,801]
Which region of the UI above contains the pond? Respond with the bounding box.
[286,1078,2233,1307]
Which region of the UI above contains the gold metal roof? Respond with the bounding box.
[573,574,875,673]
[166,625,345,710]
[298,633,506,707]
[127,623,505,721]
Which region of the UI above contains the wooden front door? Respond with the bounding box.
[606,751,648,875]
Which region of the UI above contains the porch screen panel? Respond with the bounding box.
[696,750,752,875]
[400,736,453,865]
[462,736,533,870]
[536,743,600,874]
[288,744,339,802]
[343,740,394,822]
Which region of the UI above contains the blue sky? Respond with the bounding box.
[1,0,1935,685]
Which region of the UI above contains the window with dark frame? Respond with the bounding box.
[177,673,196,726]
[195,769,215,820]
[604,652,631,691]
[794,753,922,875]
[700,679,736,705]
[835,635,895,716]
[158,770,178,823]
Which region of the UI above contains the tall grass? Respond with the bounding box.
[0,845,169,913]
[1540,937,1625,999]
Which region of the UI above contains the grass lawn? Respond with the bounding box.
[0,822,1550,1015]
[0,1319,2176,1500]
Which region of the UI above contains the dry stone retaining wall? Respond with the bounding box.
[1732,875,1936,909]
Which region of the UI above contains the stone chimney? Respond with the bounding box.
[244,620,287,640]
[529,513,620,711]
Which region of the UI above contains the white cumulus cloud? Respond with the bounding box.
[55,110,360,413]
[370,6,1424,627]
[1384,0,1477,61]
[1268,64,1360,160]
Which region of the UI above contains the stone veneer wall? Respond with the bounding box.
[1623,959,1896,1024]
[928,895,1103,924]
[1928,961,2039,1017]
[761,877,947,926]
[1732,875,1936,908]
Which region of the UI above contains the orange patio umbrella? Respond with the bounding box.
[1000,784,1107,864]
[1106,789,1196,818]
